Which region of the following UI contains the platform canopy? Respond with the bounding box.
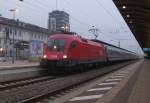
[113,0,150,56]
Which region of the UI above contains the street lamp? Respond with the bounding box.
[0,47,4,57]
[0,47,3,52]
[10,8,19,20]
[10,8,19,64]
[61,26,69,32]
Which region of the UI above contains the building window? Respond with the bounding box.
[19,30,22,37]
[38,35,40,40]
[40,35,42,40]
[9,28,12,34]
[34,34,36,39]
[31,34,33,38]
[50,18,56,31]
[14,30,17,35]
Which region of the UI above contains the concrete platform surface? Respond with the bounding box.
[0,60,39,70]
[0,60,42,82]
[98,59,150,103]
[126,59,150,103]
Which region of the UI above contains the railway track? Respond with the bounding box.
[0,61,136,103]
[20,61,135,103]
[0,76,58,91]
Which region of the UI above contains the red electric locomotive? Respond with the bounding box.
[40,33,107,68]
[40,33,138,70]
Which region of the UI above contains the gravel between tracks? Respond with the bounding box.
[0,61,135,103]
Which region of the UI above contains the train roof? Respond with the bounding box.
[48,32,136,55]
[91,39,137,54]
[48,33,103,47]
[48,33,78,39]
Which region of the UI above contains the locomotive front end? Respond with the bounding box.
[40,34,70,67]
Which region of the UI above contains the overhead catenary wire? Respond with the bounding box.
[70,16,90,27]
[25,0,91,26]
[36,0,54,10]
[5,0,125,39]
[95,0,125,31]
[63,0,103,27]
[24,0,50,12]
[0,0,35,23]
[19,0,117,34]
[63,0,126,38]
[23,0,91,28]
[13,0,50,23]
[62,0,101,35]
[3,0,127,33]
[62,0,109,37]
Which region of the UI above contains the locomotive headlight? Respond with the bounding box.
[54,45,57,49]
[43,55,47,59]
[63,55,67,59]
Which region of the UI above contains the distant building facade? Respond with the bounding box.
[48,10,70,32]
[0,17,49,60]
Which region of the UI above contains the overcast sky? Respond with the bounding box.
[0,0,144,55]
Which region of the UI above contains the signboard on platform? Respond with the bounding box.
[143,48,150,52]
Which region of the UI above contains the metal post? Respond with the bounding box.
[4,28,7,61]
[118,41,120,47]
[89,26,99,39]
[12,29,15,63]
[10,9,18,64]
[12,11,15,64]
[117,39,129,48]
[56,0,58,10]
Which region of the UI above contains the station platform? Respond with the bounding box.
[95,59,150,103]
[107,59,150,103]
[0,60,45,83]
[126,59,150,103]
[52,59,149,103]
[0,60,39,70]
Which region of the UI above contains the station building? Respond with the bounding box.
[0,17,49,60]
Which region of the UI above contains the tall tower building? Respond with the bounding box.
[48,10,70,33]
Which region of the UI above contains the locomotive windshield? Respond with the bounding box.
[47,39,65,51]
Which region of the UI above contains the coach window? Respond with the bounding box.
[70,41,77,49]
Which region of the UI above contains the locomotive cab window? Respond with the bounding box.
[48,39,65,51]
[70,41,77,48]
